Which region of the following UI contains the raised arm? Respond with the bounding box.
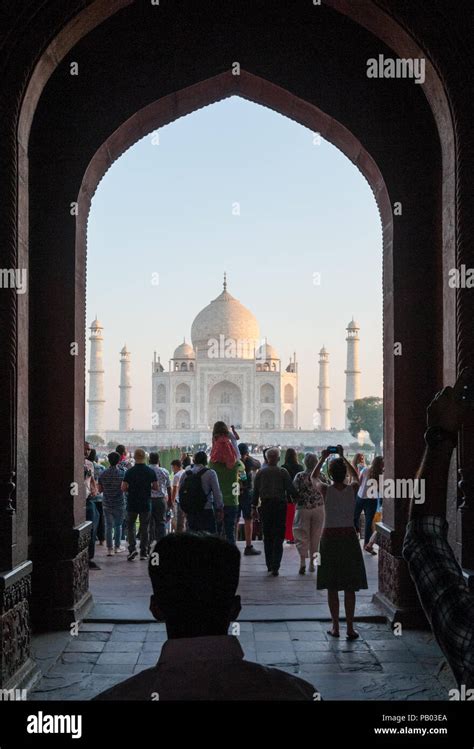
[311,450,328,481]
[229,427,240,460]
[338,446,359,485]
[403,368,474,687]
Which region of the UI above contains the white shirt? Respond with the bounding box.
[324,484,357,528]
[150,465,171,499]
[172,469,185,501]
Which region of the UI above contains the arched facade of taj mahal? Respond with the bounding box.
[88,276,363,449]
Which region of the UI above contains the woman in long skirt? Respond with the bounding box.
[311,446,368,639]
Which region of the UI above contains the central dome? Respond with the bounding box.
[191,281,260,359]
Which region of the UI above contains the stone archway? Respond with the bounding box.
[208,381,243,429]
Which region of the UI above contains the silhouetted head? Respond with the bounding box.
[149,452,160,465]
[116,444,126,457]
[182,455,192,469]
[328,457,347,484]
[284,448,298,465]
[304,452,318,472]
[89,448,97,463]
[266,447,281,466]
[108,451,120,467]
[212,421,229,439]
[193,451,208,466]
[84,441,91,458]
[134,448,146,464]
[352,453,365,469]
[149,533,241,638]
[368,455,384,481]
[238,443,249,458]
[171,459,182,473]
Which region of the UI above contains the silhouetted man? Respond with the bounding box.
[95,533,316,700]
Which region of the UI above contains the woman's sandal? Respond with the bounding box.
[346,631,360,640]
[327,630,340,638]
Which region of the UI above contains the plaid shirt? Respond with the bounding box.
[98,466,125,511]
[403,515,474,688]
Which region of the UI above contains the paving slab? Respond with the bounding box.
[87,539,381,622]
[29,618,456,701]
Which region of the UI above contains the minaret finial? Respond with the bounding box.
[223,271,227,292]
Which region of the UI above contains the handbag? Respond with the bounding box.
[372,510,382,531]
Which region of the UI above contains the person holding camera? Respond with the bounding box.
[311,445,367,639]
[403,368,474,689]
[292,453,325,575]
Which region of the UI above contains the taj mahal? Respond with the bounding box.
[87,276,363,449]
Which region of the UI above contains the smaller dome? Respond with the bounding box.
[256,341,279,361]
[173,340,195,360]
[347,317,359,330]
[90,317,103,329]
[120,344,130,356]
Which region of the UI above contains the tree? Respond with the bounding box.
[86,434,105,446]
[347,397,383,455]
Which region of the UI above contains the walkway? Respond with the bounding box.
[28,540,455,701]
[88,539,382,621]
[29,621,454,701]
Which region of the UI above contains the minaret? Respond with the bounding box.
[344,318,361,428]
[87,317,105,436]
[317,346,331,430]
[119,344,132,431]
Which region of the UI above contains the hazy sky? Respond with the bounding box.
[86,96,382,431]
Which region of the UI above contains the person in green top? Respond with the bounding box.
[209,456,247,546]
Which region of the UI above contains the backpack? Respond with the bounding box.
[179,468,210,514]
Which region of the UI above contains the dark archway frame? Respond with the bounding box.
[5,1,462,663]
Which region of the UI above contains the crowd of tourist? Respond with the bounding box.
[88,368,474,699]
[84,422,385,639]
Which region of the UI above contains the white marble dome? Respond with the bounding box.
[256,341,279,360]
[173,341,195,359]
[191,284,260,359]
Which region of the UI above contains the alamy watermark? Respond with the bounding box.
[366,55,425,84]
[0,688,27,700]
[366,477,425,504]
[448,265,474,288]
[0,268,27,294]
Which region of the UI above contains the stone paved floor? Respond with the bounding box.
[28,537,455,701]
[88,539,381,620]
[29,620,455,701]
